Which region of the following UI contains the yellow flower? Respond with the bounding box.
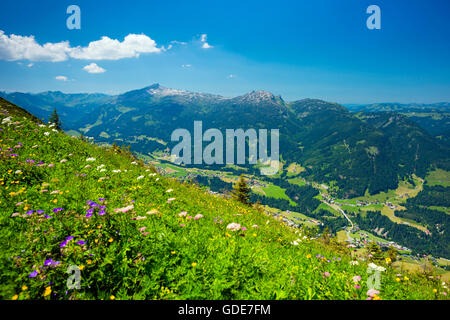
[253,233,257,237]
[21,285,28,291]
[404,276,409,281]
[171,251,176,254]
[372,294,382,300]
[43,286,51,297]
[395,278,401,282]
[87,259,92,264]
[12,294,18,300]
[191,262,197,268]
[306,254,312,259]
[433,289,438,293]
[79,265,85,270]
[385,257,391,264]
[225,232,232,238]
[110,295,115,300]
[95,239,99,243]
[108,238,113,243]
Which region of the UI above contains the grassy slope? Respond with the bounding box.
[0,103,448,300]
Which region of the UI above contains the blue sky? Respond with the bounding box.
[0,0,449,103]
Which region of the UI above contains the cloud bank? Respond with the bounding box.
[0,30,161,62]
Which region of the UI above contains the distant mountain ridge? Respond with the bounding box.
[1,85,449,198]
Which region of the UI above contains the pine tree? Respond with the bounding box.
[48,108,62,130]
[231,174,251,205]
[367,242,384,263]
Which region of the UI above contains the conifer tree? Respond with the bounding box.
[48,108,62,130]
[232,174,251,205]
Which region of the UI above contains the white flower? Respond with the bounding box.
[52,129,58,132]
[226,223,241,232]
[44,132,50,136]
[166,189,173,193]
[112,169,121,173]
[350,260,359,266]
[48,123,55,128]
[96,164,105,170]
[60,159,67,163]
[86,157,96,162]
[131,161,137,165]
[99,169,106,172]
[292,240,299,246]
[1,117,12,125]
[137,175,144,180]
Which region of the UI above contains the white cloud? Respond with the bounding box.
[83,62,106,74]
[227,74,235,79]
[55,76,68,81]
[0,30,162,62]
[200,34,213,49]
[27,63,33,67]
[182,64,192,68]
[171,40,187,45]
[69,34,161,60]
[0,30,70,62]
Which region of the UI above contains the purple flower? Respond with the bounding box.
[98,198,105,202]
[66,236,74,241]
[44,215,52,219]
[76,240,86,245]
[86,212,93,218]
[86,208,94,214]
[60,240,68,247]
[90,202,98,208]
[44,259,53,266]
[98,210,106,216]
[26,210,33,215]
[99,206,106,210]
[29,270,38,277]
[36,210,45,214]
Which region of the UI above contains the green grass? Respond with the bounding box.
[0,101,448,300]
[426,169,450,187]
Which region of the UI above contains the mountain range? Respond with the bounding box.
[2,84,449,198]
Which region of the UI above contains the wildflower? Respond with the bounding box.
[137,175,144,180]
[178,211,187,217]
[171,251,176,254]
[323,272,331,278]
[86,157,96,162]
[28,270,38,278]
[367,289,380,297]
[395,278,401,282]
[352,275,361,283]
[306,254,311,259]
[385,257,391,264]
[354,285,361,289]
[113,205,134,213]
[43,132,50,136]
[139,227,147,232]
[241,226,247,231]
[108,238,114,243]
[433,289,438,293]
[22,286,28,291]
[191,262,197,268]
[226,223,241,232]
[12,294,18,300]
[167,197,176,203]
[76,240,86,246]
[147,210,159,215]
[166,189,173,193]
[110,295,115,300]
[404,276,409,281]
[98,210,106,216]
[44,215,52,219]
[194,214,204,220]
